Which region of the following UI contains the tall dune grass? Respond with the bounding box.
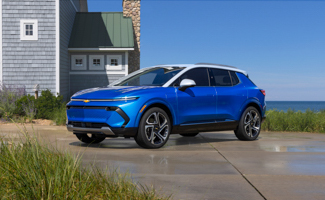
[262,109,325,133]
[0,126,168,199]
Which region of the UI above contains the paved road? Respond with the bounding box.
[1,124,325,200]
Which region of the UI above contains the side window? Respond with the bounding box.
[209,69,232,86]
[229,71,240,85]
[177,68,210,86]
[20,19,38,41]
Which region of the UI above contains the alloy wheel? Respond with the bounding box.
[144,112,169,145]
[244,110,261,137]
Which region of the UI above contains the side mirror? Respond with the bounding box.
[179,79,196,91]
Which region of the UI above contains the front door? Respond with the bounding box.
[175,68,217,125]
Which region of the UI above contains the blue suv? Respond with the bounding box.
[66,63,266,149]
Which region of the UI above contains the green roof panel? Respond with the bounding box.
[69,12,134,48]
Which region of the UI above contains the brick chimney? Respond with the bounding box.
[123,0,140,73]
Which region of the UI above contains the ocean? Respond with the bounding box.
[266,101,325,112]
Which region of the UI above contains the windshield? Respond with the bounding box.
[112,67,185,86]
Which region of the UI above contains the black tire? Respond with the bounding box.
[135,107,171,149]
[75,133,106,144]
[234,106,261,141]
[180,133,199,137]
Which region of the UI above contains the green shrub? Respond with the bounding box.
[0,84,25,119]
[15,94,36,116]
[35,89,63,119]
[262,109,325,133]
[14,89,65,121]
[0,128,166,199]
[51,105,67,125]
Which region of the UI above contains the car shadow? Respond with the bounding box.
[68,132,240,149]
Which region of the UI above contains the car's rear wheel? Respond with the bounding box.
[234,106,261,141]
[180,133,199,137]
[135,107,171,149]
[75,133,106,144]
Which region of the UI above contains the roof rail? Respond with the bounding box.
[195,63,237,69]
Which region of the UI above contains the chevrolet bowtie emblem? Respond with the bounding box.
[84,100,90,103]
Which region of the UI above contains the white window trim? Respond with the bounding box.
[71,55,87,70]
[125,51,129,75]
[20,19,38,41]
[89,55,104,70]
[106,55,122,71]
[56,0,60,95]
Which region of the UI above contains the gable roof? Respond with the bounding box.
[68,12,134,49]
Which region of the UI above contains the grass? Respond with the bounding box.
[0,125,168,200]
[51,105,67,126]
[262,109,325,133]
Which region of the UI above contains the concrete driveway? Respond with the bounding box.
[1,124,325,200]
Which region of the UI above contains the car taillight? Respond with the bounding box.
[260,89,266,96]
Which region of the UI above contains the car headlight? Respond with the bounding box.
[70,97,139,102]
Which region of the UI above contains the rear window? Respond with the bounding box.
[209,68,232,86]
[229,71,240,85]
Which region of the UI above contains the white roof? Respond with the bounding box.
[154,63,248,75]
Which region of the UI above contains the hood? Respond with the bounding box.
[71,86,158,99]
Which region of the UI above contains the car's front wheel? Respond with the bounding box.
[135,107,171,149]
[234,106,261,141]
[75,133,106,144]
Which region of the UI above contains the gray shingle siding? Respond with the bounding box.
[2,0,56,94]
[60,0,79,100]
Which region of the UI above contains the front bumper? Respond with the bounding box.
[66,124,138,137]
[66,102,139,137]
[67,124,115,136]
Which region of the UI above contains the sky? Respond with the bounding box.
[87,0,325,101]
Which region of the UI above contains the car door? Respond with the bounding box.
[209,68,246,121]
[174,68,217,125]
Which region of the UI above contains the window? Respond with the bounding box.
[229,71,240,85]
[173,68,210,87]
[20,19,38,40]
[25,24,33,35]
[75,59,83,66]
[111,59,118,66]
[113,67,184,86]
[209,68,232,86]
[89,55,104,70]
[106,55,122,70]
[93,59,100,66]
[71,55,87,70]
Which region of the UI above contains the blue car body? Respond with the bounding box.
[66,64,266,144]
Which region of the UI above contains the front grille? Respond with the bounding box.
[69,122,109,129]
[66,106,118,111]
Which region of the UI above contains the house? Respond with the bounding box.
[0,0,140,100]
